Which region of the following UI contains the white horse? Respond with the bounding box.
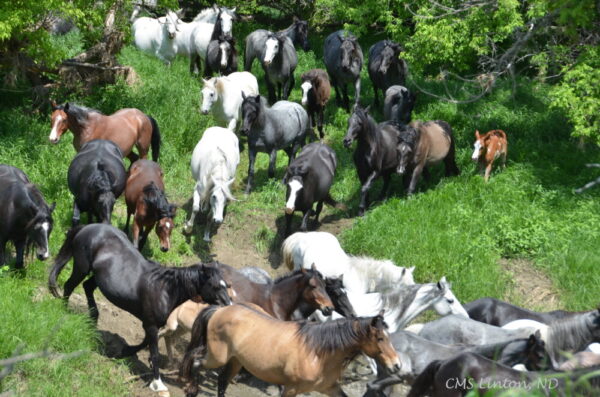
[282,231,415,294]
[200,72,259,131]
[184,127,239,242]
[131,9,181,65]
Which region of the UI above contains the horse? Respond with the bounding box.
[464,297,585,326]
[160,264,334,362]
[559,351,600,371]
[184,127,239,242]
[124,159,176,252]
[283,142,341,236]
[383,85,416,124]
[300,69,331,139]
[67,140,126,226]
[343,105,401,216]
[244,17,309,72]
[180,305,401,397]
[396,120,460,195]
[49,102,161,163]
[406,310,600,367]
[407,352,600,397]
[240,94,308,193]
[132,9,181,65]
[471,129,508,181]
[0,165,55,269]
[282,231,415,294]
[259,32,298,104]
[199,72,259,131]
[48,224,231,397]
[323,30,363,112]
[365,331,553,396]
[368,40,407,107]
[204,34,237,77]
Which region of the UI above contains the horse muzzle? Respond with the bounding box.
[284,206,294,215]
[388,363,401,374]
[200,109,209,115]
[49,138,59,144]
[37,252,49,261]
[396,165,406,175]
[343,138,352,148]
[168,32,176,39]
[320,306,334,316]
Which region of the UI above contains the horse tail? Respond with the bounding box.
[324,194,347,211]
[48,225,85,298]
[147,115,161,162]
[281,234,300,271]
[437,120,460,176]
[407,359,442,397]
[180,305,219,384]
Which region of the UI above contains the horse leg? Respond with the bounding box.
[358,171,379,216]
[62,267,89,301]
[245,147,257,194]
[265,75,276,105]
[14,239,25,269]
[0,240,5,267]
[422,167,431,181]
[331,77,342,106]
[124,210,132,234]
[268,149,278,179]
[284,212,294,237]
[138,225,151,251]
[127,151,140,164]
[318,108,325,139]
[373,86,379,107]
[484,162,493,182]
[378,173,392,201]
[407,163,425,195]
[342,84,350,112]
[217,358,242,397]
[132,220,141,250]
[146,326,169,395]
[323,383,349,397]
[204,216,213,242]
[82,276,99,321]
[283,75,294,100]
[354,77,362,107]
[185,185,201,234]
[72,201,81,226]
[300,209,313,232]
[502,150,507,168]
[314,200,324,225]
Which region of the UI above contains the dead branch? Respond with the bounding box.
[575,164,600,194]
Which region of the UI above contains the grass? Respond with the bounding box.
[0,19,599,395]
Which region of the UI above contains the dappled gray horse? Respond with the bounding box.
[240,94,308,193]
[258,32,298,104]
[324,30,363,112]
[368,40,407,107]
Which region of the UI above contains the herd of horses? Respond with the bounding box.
[1,3,597,397]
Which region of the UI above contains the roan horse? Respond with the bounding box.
[67,139,126,226]
[49,102,161,163]
[48,224,231,397]
[180,305,401,397]
[240,94,308,193]
[396,120,460,195]
[343,105,401,216]
[124,159,177,251]
[324,30,363,112]
[160,263,335,362]
[0,165,55,269]
[260,32,298,104]
[471,129,508,182]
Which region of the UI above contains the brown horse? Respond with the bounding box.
[396,120,460,194]
[180,305,400,397]
[160,264,334,362]
[471,129,508,182]
[124,160,176,252]
[49,102,161,163]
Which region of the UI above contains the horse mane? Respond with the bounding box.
[545,312,598,361]
[354,106,380,144]
[147,263,222,299]
[347,256,400,291]
[87,164,113,195]
[273,267,322,284]
[379,283,423,311]
[63,103,102,126]
[397,123,420,150]
[297,316,382,356]
[142,182,174,219]
[193,7,218,22]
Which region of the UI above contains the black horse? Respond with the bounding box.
[343,105,401,216]
[0,165,55,269]
[67,139,126,226]
[368,40,407,107]
[48,223,231,396]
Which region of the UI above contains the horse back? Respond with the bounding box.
[376,122,403,172]
[125,159,165,211]
[0,166,33,238]
[87,109,151,157]
[413,121,452,164]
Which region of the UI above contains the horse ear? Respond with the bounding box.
[230,7,236,13]
[475,130,480,139]
[64,102,70,112]
[212,4,219,11]
[176,8,184,18]
[254,95,261,103]
[310,263,316,271]
[50,100,58,110]
[241,91,247,101]
[338,274,344,283]
[293,16,299,22]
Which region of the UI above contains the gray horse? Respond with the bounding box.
[368,40,407,107]
[260,32,298,104]
[383,85,416,124]
[240,94,308,193]
[323,30,363,112]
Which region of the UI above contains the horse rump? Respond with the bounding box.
[180,305,219,387]
[48,225,86,297]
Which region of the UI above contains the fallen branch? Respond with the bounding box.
[575,164,600,194]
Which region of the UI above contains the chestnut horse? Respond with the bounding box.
[49,102,161,163]
[471,129,508,182]
[124,160,176,252]
[180,305,401,397]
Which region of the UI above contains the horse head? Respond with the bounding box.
[431,277,469,318]
[325,276,357,318]
[200,78,218,115]
[263,33,283,66]
[293,17,310,51]
[240,93,261,135]
[217,6,235,37]
[161,9,180,39]
[472,130,485,161]
[49,101,69,144]
[25,198,55,261]
[217,35,235,69]
[361,312,401,375]
[339,34,359,72]
[396,123,419,174]
[197,263,232,306]
[154,192,177,252]
[379,41,402,74]
[343,105,370,147]
[300,78,313,106]
[523,330,553,371]
[301,264,334,316]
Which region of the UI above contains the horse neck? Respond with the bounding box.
[162,266,204,306]
[547,315,596,362]
[357,115,380,150]
[270,274,306,319]
[280,24,295,42]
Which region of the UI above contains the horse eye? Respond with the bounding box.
[447,299,454,304]
[377,337,384,342]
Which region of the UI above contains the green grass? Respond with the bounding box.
[0,21,599,394]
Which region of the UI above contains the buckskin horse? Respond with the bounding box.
[49,102,161,163]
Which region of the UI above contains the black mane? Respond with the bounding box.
[62,103,103,125]
[296,316,377,355]
[273,267,323,284]
[142,182,174,219]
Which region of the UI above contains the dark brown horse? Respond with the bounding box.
[396,120,460,194]
[124,160,176,252]
[49,102,161,163]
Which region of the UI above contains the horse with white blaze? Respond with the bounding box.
[184,127,239,242]
[200,72,259,132]
[131,9,181,65]
[283,142,341,236]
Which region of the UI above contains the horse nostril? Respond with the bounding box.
[160,246,168,252]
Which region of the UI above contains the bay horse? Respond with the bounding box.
[396,120,460,195]
[48,223,231,397]
[343,105,401,216]
[407,352,600,397]
[124,159,177,252]
[159,263,334,362]
[471,129,508,181]
[49,102,161,163]
[0,164,55,269]
[180,305,401,397]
